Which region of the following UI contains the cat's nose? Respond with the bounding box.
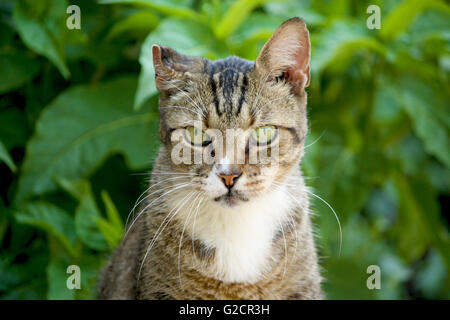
[218,173,241,189]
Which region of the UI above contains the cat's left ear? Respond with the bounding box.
[152,44,201,91]
[255,17,311,94]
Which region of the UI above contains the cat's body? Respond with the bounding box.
[97,17,323,300]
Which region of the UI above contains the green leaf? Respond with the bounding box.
[427,161,450,193]
[74,183,108,251]
[95,191,124,250]
[97,218,123,249]
[101,190,123,231]
[13,0,70,78]
[54,177,88,201]
[74,254,103,300]
[14,202,77,256]
[47,234,103,299]
[135,18,225,109]
[380,0,450,41]
[0,140,16,173]
[391,173,449,264]
[55,178,108,251]
[415,249,447,298]
[397,77,450,167]
[107,10,159,39]
[323,38,386,74]
[377,251,412,299]
[408,7,450,42]
[46,256,75,300]
[391,173,431,262]
[15,76,160,203]
[0,250,48,299]
[373,76,403,125]
[230,13,284,47]
[323,257,377,299]
[55,178,123,251]
[0,52,40,94]
[263,1,325,26]
[311,21,385,75]
[214,0,268,40]
[99,0,198,19]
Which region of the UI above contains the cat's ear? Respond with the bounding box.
[152,44,200,91]
[255,17,311,94]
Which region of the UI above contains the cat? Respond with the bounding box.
[97,17,322,300]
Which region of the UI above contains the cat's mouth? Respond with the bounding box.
[214,190,248,207]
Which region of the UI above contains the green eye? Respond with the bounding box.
[252,125,278,145]
[185,126,211,146]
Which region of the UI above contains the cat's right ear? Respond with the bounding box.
[255,17,311,94]
[152,44,198,92]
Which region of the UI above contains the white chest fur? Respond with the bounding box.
[183,185,295,283]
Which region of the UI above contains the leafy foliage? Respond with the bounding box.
[0,0,449,300]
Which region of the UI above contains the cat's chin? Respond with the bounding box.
[213,191,249,208]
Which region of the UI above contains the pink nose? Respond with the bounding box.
[218,173,240,188]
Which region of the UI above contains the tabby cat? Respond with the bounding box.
[97,17,322,300]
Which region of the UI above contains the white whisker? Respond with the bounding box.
[305,189,342,256]
[123,182,191,242]
[191,193,204,264]
[138,189,196,282]
[178,192,202,288]
[151,171,198,176]
[304,130,326,149]
[277,218,288,281]
[169,83,206,118]
[269,182,299,267]
[124,176,190,229]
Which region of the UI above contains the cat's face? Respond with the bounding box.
[153,18,311,208]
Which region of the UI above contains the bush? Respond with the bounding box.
[0,0,448,299]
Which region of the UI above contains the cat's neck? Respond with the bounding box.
[180,182,301,283]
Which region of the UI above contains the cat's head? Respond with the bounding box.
[153,17,310,208]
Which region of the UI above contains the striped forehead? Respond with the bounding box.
[205,57,254,119]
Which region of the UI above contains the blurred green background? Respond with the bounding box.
[0,0,449,299]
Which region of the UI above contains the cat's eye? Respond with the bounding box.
[251,125,278,145]
[275,72,286,82]
[185,126,212,146]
